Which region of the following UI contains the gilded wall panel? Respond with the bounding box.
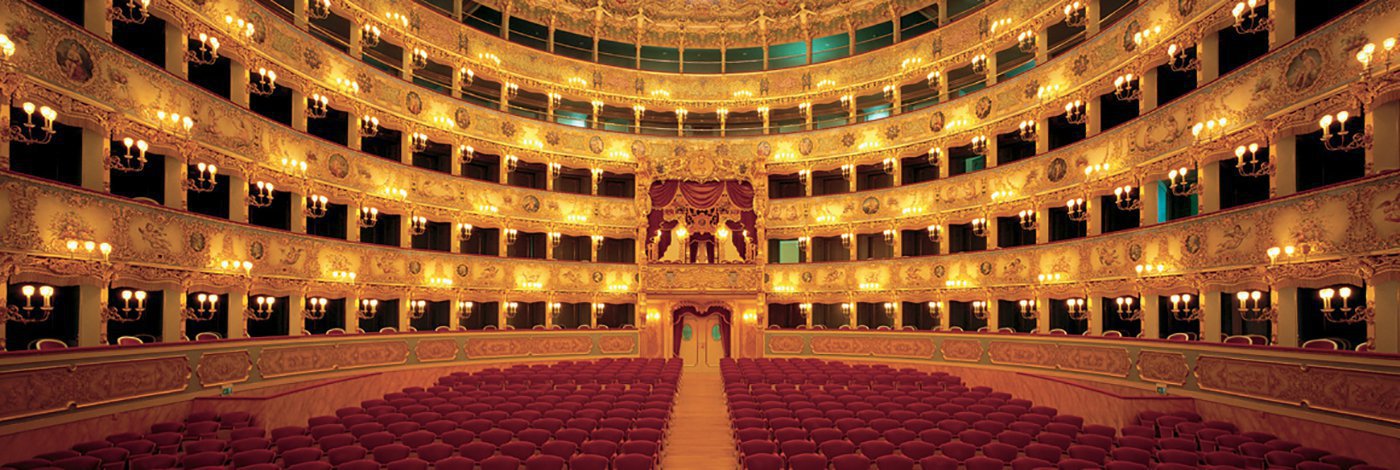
[988,341,1059,369]
[1195,356,1400,424]
[197,351,253,387]
[940,339,984,362]
[1137,351,1191,386]
[1055,344,1132,377]
[258,344,341,378]
[767,334,808,354]
[414,339,461,363]
[597,334,640,355]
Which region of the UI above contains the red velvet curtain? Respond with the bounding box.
[647,181,756,260]
[672,305,732,358]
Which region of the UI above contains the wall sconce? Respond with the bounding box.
[840,163,854,181]
[927,71,941,89]
[882,157,896,175]
[459,145,475,164]
[359,115,380,136]
[1065,298,1088,320]
[548,231,562,248]
[1231,0,1273,35]
[1017,30,1037,53]
[1064,1,1087,27]
[882,228,896,246]
[183,293,219,321]
[1319,287,1373,324]
[969,135,988,155]
[504,227,519,246]
[971,300,989,320]
[1113,184,1140,210]
[331,270,356,282]
[1113,73,1140,101]
[219,259,253,276]
[335,77,360,94]
[104,289,148,322]
[1017,120,1037,142]
[840,232,853,249]
[1018,299,1039,319]
[459,67,476,88]
[357,206,379,228]
[411,48,429,70]
[1064,100,1087,125]
[10,102,58,145]
[247,181,276,208]
[361,24,382,48]
[1135,263,1167,276]
[1356,38,1397,80]
[307,0,331,19]
[926,225,943,243]
[1066,198,1089,221]
[840,302,853,317]
[305,93,329,119]
[110,137,149,173]
[1234,142,1273,177]
[223,15,256,40]
[304,194,329,218]
[357,299,379,319]
[455,222,473,241]
[1191,118,1229,142]
[184,163,219,193]
[4,284,55,323]
[1236,290,1274,321]
[409,132,430,153]
[456,300,474,319]
[108,0,151,23]
[547,162,562,181]
[1114,296,1141,321]
[1167,166,1200,196]
[927,301,943,321]
[244,295,276,321]
[409,215,428,236]
[970,54,988,75]
[1084,162,1110,178]
[1132,25,1162,48]
[282,157,308,178]
[248,67,277,96]
[1166,43,1199,72]
[797,235,810,253]
[505,301,520,319]
[408,299,427,320]
[303,297,329,320]
[1266,243,1314,264]
[506,83,520,99]
[1018,209,1038,231]
[504,154,520,173]
[185,33,221,65]
[970,217,989,238]
[0,34,14,62]
[1169,293,1202,321]
[1318,111,1372,152]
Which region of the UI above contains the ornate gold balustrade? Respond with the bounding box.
[762,172,1400,301]
[0,329,640,424]
[761,330,1400,427]
[0,173,639,302]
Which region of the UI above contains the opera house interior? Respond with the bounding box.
[0,0,1399,468]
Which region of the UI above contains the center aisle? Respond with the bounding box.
[661,365,738,469]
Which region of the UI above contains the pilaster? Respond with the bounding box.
[1274,287,1299,347]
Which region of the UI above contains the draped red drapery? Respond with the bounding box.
[672,305,732,358]
[647,180,757,261]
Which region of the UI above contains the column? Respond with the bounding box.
[937,302,951,330]
[1199,161,1221,214]
[293,0,309,28]
[1197,31,1220,83]
[400,133,414,166]
[344,293,360,334]
[984,137,999,168]
[545,233,555,260]
[1035,117,1050,155]
[1139,180,1160,226]
[1271,135,1298,197]
[226,288,248,339]
[448,301,462,330]
[984,53,999,87]
[1366,100,1400,174]
[1035,206,1051,245]
[1035,294,1050,334]
[1035,30,1049,64]
[1370,279,1399,353]
[347,111,362,151]
[290,192,307,233]
[498,227,509,258]
[77,284,103,347]
[1139,67,1160,113]
[229,175,249,223]
[1269,0,1296,49]
[400,47,413,81]
[1085,98,1103,137]
[1084,0,1101,36]
[936,1,947,26]
[1086,197,1103,236]
[450,145,464,177]
[346,204,361,242]
[288,292,305,336]
[396,300,409,332]
[936,224,950,255]
[499,83,510,112]
[229,61,250,108]
[1201,290,1223,342]
[1273,287,1299,347]
[399,212,413,249]
[290,89,308,132]
[1141,295,1160,339]
[453,0,464,21]
[165,23,187,79]
[83,0,112,38]
[80,128,109,193]
[163,156,185,210]
[985,301,999,331]
[892,303,903,329]
[161,291,181,342]
[1088,297,1104,335]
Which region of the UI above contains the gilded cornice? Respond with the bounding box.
[762,173,1400,302]
[0,174,640,303]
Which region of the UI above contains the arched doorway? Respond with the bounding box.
[673,305,731,367]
